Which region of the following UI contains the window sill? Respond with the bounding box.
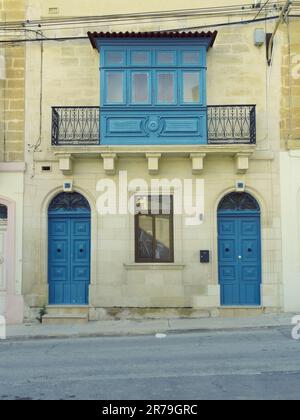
[124,263,185,271]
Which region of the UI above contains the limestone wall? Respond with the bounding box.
[22,0,286,317]
[0,0,25,162]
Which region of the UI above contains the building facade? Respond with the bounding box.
[280,18,300,312]
[0,0,25,324]
[18,0,294,324]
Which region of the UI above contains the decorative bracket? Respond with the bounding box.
[146,153,161,175]
[101,153,117,175]
[235,152,251,174]
[59,154,74,175]
[190,153,206,175]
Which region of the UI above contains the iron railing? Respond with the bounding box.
[207,105,256,144]
[52,105,256,146]
[51,107,99,146]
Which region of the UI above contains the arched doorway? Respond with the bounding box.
[0,204,8,315]
[48,192,91,305]
[217,192,261,306]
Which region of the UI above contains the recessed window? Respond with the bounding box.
[41,165,52,172]
[135,196,174,263]
[106,72,124,103]
[132,72,150,104]
[183,72,200,103]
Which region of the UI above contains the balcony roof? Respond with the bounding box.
[88,31,218,49]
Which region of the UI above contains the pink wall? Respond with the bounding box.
[0,196,24,324]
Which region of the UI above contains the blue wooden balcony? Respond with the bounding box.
[51,105,256,146]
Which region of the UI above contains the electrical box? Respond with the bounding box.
[200,250,210,263]
[254,29,265,47]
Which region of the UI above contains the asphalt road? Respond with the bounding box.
[0,327,300,400]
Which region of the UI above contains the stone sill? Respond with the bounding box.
[124,263,186,271]
[52,144,257,158]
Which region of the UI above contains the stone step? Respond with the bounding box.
[42,314,88,325]
[46,305,89,316]
[218,307,265,318]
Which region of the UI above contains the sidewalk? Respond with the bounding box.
[4,313,296,341]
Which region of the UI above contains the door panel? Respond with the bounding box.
[218,215,261,306]
[48,217,91,305]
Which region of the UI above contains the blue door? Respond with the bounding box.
[217,193,261,306]
[48,193,91,305]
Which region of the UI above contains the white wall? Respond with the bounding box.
[281,151,300,312]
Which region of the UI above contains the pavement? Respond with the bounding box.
[4,312,297,341]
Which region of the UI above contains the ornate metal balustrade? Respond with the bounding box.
[51,107,99,146]
[207,105,256,144]
[52,105,256,146]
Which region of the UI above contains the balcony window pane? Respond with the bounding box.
[182,51,201,65]
[132,51,150,66]
[183,72,200,103]
[106,51,125,66]
[157,51,175,65]
[157,72,175,104]
[132,72,150,104]
[106,72,124,103]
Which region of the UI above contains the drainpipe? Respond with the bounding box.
[267,0,293,65]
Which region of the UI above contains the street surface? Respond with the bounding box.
[0,327,300,400]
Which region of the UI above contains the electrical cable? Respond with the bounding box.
[0,2,284,30]
[1,14,294,45]
[253,0,272,21]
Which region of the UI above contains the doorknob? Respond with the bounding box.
[0,256,4,265]
[238,255,242,259]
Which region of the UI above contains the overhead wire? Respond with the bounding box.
[0,2,284,30]
[0,2,298,45]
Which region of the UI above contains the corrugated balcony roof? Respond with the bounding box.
[88,31,218,49]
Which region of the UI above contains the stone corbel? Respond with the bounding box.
[190,153,206,175]
[59,154,74,175]
[101,153,117,175]
[235,152,251,174]
[146,153,161,175]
